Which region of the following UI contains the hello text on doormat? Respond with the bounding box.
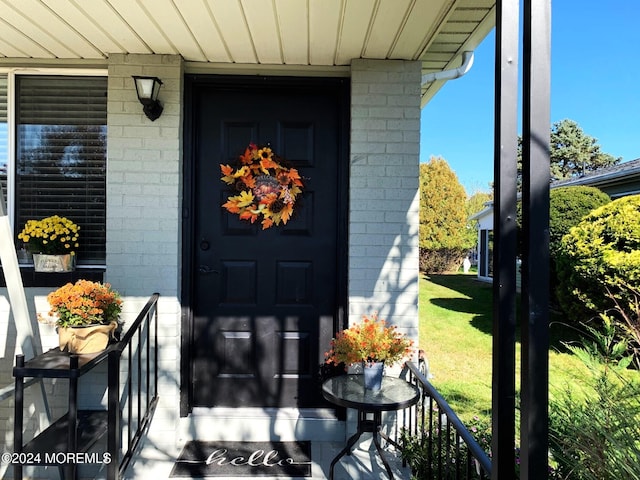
[170,440,312,477]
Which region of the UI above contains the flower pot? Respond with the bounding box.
[33,253,75,273]
[363,361,384,391]
[58,321,118,354]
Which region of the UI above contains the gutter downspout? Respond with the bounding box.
[421,51,475,84]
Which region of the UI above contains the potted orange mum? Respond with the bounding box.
[324,313,414,390]
[47,280,122,354]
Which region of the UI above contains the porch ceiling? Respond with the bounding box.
[0,0,494,106]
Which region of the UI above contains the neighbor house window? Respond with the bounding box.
[14,75,107,264]
[478,229,493,278]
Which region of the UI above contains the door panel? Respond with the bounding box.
[189,78,346,408]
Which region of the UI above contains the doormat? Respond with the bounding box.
[170,440,312,477]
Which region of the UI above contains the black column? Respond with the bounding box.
[492,0,519,478]
[521,0,551,478]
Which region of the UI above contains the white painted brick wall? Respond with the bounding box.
[105,54,183,456]
[349,59,421,352]
[106,53,182,297]
[1,56,424,472]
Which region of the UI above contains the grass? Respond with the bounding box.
[419,272,587,423]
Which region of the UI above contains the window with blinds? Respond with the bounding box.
[0,75,7,208]
[15,76,107,264]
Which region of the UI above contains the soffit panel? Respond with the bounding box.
[139,0,206,62]
[42,0,124,55]
[209,0,257,64]
[0,0,496,107]
[390,0,455,59]
[176,1,231,63]
[361,0,413,59]
[108,0,176,55]
[334,0,376,65]
[276,0,310,65]
[242,0,283,64]
[308,0,342,66]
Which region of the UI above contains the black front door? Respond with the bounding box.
[185,76,348,408]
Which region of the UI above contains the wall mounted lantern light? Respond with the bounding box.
[132,76,163,121]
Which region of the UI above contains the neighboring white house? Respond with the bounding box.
[470,204,494,282]
[0,2,497,479]
[471,158,640,283]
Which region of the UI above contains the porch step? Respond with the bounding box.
[178,408,345,443]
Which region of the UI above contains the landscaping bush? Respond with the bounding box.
[419,247,467,274]
[549,317,640,479]
[556,194,640,325]
[601,282,640,368]
[400,418,491,480]
[516,186,610,309]
[548,186,610,256]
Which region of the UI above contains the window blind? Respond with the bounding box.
[0,75,7,207]
[16,76,107,264]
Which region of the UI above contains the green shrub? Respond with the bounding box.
[548,186,610,256]
[601,282,640,368]
[549,317,640,480]
[419,247,467,274]
[400,423,488,480]
[556,194,640,324]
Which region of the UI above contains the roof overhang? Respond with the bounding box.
[0,0,495,107]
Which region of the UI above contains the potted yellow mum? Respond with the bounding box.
[47,280,122,354]
[18,215,80,272]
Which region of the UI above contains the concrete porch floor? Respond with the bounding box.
[122,436,412,480]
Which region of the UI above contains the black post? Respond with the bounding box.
[107,349,120,480]
[137,329,142,431]
[128,343,133,450]
[146,314,150,413]
[492,0,519,478]
[154,304,158,398]
[67,355,79,480]
[520,0,551,478]
[14,355,24,480]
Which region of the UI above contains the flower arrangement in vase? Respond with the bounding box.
[47,279,122,354]
[324,312,414,390]
[17,215,80,272]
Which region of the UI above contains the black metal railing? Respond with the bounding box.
[396,360,492,479]
[107,293,159,479]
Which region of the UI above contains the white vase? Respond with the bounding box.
[363,361,384,391]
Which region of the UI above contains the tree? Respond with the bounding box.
[419,157,469,273]
[517,119,621,184]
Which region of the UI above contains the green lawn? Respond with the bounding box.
[419,273,586,423]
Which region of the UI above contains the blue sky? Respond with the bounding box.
[420,1,640,195]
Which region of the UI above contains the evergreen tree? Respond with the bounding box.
[419,157,470,272]
[517,119,621,184]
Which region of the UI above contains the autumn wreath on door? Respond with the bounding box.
[220,143,304,229]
